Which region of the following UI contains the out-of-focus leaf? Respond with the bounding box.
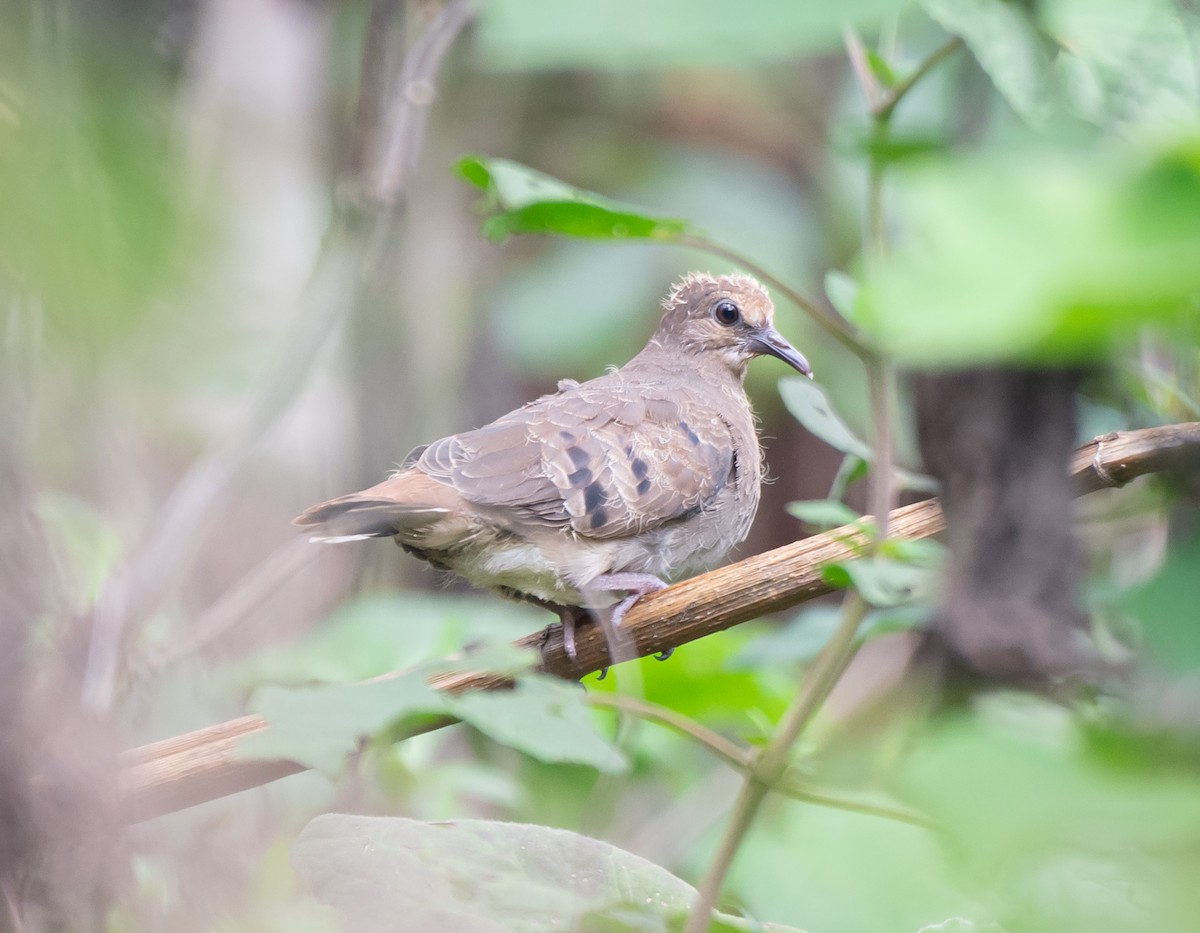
[234,593,541,687]
[243,658,628,776]
[861,142,1200,365]
[899,695,1200,930]
[727,604,929,669]
[446,676,627,774]
[36,492,121,613]
[1042,0,1199,132]
[241,671,449,776]
[0,32,200,354]
[1120,533,1200,674]
[829,454,869,501]
[922,0,1057,125]
[292,815,697,932]
[823,270,860,324]
[823,557,936,607]
[458,156,691,243]
[880,537,948,567]
[474,0,916,71]
[780,377,874,460]
[787,499,862,529]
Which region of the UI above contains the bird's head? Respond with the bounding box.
[653,272,813,379]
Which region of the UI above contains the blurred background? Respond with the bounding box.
[2,1,1200,931]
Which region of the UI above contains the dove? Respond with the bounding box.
[295,272,812,662]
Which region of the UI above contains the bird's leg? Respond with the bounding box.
[590,573,671,661]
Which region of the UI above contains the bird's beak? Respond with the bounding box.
[747,326,813,378]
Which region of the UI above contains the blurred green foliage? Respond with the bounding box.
[7,0,1200,931]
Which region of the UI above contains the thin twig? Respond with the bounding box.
[586,693,751,772]
[684,594,869,933]
[876,36,964,121]
[368,0,477,206]
[676,233,871,361]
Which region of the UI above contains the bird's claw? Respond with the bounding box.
[653,648,674,661]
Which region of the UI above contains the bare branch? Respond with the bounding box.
[120,423,1200,821]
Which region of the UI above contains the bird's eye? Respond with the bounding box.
[713,299,741,327]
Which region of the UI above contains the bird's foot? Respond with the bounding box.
[591,573,670,662]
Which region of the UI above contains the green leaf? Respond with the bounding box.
[1119,533,1200,675]
[457,155,691,243]
[828,454,869,501]
[787,499,862,529]
[880,536,948,567]
[292,815,698,931]
[866,48,899,89]
[779,377,874,460]
[861,142,1200,365]
[1042,0,1200,132]
[474,0,917,71]
[823,269,860,324]
[447,676,627,774]
[241,670,449,776]
[727,604,930,668]
[828,557,936,608]
[922,0,1058,126]
[898,695,1200,929]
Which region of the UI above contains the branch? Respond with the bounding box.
[120,423,1200,821]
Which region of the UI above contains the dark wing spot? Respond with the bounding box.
[583,481,606,512]
[560,430,575,443]
[636,478,652,496]
[567,467,593,487]
[590,507,608,530]
[631,457,649,480]
[566,445,589,467]
[680,421,701,446]
[624,444,634,458]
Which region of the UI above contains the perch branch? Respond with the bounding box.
[120,423,1200,821]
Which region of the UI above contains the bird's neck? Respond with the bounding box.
[628,342,748,388]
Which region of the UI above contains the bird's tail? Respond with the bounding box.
[293,472,457,543]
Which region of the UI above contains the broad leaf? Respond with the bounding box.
[241,671,448,775]
[779,377,873,460]
[292,815,697,932]
[447,676,627,774]
[861,142,1200,365]
[922,0,1057,126]
[458,156,691,243]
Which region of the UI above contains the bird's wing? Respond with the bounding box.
[418,380,736,539]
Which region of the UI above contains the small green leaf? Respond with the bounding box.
[457,155,692,243]
[292,815,699,931]
[787,499,862,529]
[841,557,936,607]
[821,563,855,591]
[779,377,874,460]
[866,47,899,88]
[880,536,947,567]
[447,676,627,773]
[829,454,869,501]
[823,269,860,323]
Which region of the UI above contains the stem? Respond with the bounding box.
[684,32,968,932]
[586,693,750,773]
[676,233,872,362]
[876,37,964,121]
[683,595,869,933]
